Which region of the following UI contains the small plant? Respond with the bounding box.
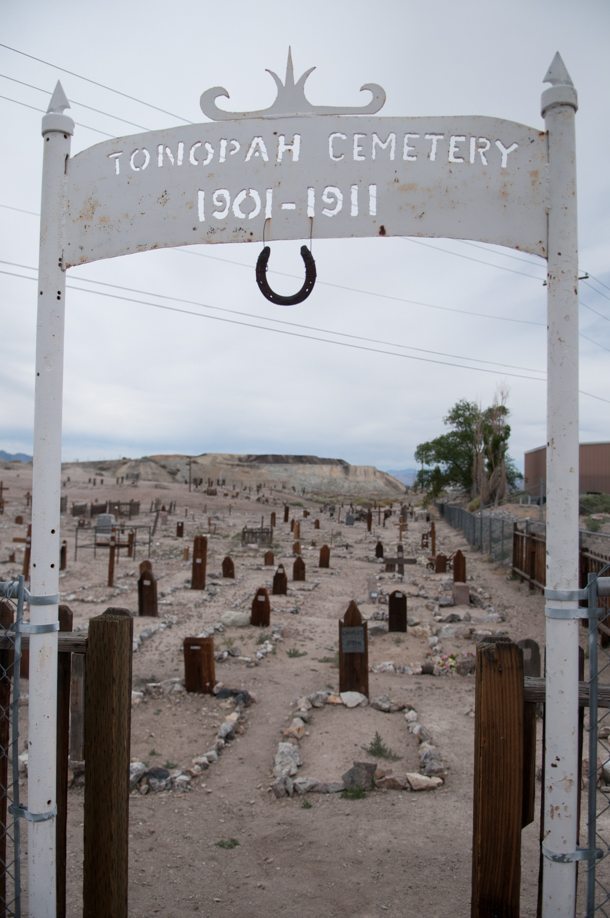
[367,731,400,761]
[301,798,313,809]
[256,632,271,645]
[393,636,403,646]
[586,516,602,533]
[287,648,307,658]
[341,787,367,800]
[223,636,236,650]
[153,709,161,716]
[163,760,177,770]
[149,748,159,757]
[215,838,240,849]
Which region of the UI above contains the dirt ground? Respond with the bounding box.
[0,462,555,917]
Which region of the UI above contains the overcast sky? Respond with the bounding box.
[1,0,609,472]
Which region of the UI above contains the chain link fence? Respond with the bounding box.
[437,502,518,563]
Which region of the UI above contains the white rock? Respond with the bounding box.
[405,772,443,791]
[220,610,251,628]
[340,691,368,708]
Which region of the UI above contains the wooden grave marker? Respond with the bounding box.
[430,521,436,557]
[263,550,275,567]
[183,636,216,693]
[176,521,184,538]
[435,553,447,574]
[453,549,466,583]
[272,564,288,596]
[314,518,320,530]
[293,521,301,540]
[366,510,373,532]
[137,560,158,617]
[375,540,384,559]
[292,541,301,555]
[319,544,331,569]
[191,535,207,590]
[283,505,289,523]
[270,511,276,528]
[251,587,271,627]
[293,556,306,582]
[338,601,369,696]
[388,590,407,633]
[222,556,235,579]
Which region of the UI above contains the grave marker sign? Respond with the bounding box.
[388,590,407,633]
[27,51,582,914]
[339,601,369,696]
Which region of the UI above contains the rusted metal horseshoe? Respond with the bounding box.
[255,245,316,306]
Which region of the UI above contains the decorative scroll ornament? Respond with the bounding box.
[200,48,386,121]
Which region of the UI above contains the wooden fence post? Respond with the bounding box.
[471,639,523,917]
[56,605,73,918]
[83,608,133,918]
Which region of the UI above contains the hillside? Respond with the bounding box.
[60,452,407,499]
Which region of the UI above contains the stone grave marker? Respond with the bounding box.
[293,556,306,582]
[263,550,275,567]
[191,535,207,590]
[272,564,288,596]
[453,549,466,583]
[319,545,330,569]
[138,560,158,617]
[388,590,407,632]
[251,587,271,627]
[339,601,369,697]
[183,636,215,693]
[222,556,235,579]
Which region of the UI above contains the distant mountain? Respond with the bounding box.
[385,468,418,486]
[0,450,32,463]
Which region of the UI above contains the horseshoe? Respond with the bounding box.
[255,244,317,306]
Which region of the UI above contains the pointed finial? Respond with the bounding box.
[285,47,295,89]
[543,52,574,88]
[47,81,71,114]
[541,52,577,117]
[41,80,74,137]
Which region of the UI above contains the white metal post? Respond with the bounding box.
[541,54,580,917]
[28,82,73,918]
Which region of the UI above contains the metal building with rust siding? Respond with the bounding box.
[524,442,610,498]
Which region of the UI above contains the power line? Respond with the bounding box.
[0,72,152,131]
[0,93,115,137]
[5,265,609,404]
[0,257,546,376]
[401,236,544,280]
[0,265,547,382]
[0,43,190,123]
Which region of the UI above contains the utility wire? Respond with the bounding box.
[0,257,546,375]
[0,73,152,132]
[0,43,190,123]
[0,93,115,137]
[3,264,609,405]
[401,237,544,280]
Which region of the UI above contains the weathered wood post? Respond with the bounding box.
[453,549,466,583]
[366,510,372,533]
[293,556,306,582]
[272,564,288,596]
[137,560,158,617]
[22,523,31,580]
[319,545,330,569]
[183,637,216,693]
[263,550,274,567]
[107,531,116,587]
[314,518,320,530]
[270,511,276,528]
[283,505,289,523]
[293,521,301,540]
[191,535,207,590]
[84,608,133,918]
[388,590,407,633]
[56,605,73,918]
[435,553,447,574]
[0,600,13,911]
[69,652,85,762]
[176,520,184,537]
[292,540,301,556]
[430,521,436,557]
[251,587,271,627]
[471,639,523,917]
[338,601,369,696]
[59,539,67,571]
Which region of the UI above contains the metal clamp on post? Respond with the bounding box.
[544,588,587,602]
[27,593,60,606]
[16,621,60,635]
[9,803,57,823]
[545,607,590,621]
[542,844,602,864]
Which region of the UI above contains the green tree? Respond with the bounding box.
[415,392,518,505]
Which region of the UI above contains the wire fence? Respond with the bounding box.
[0,578,24,918]
[436,502,518,563]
